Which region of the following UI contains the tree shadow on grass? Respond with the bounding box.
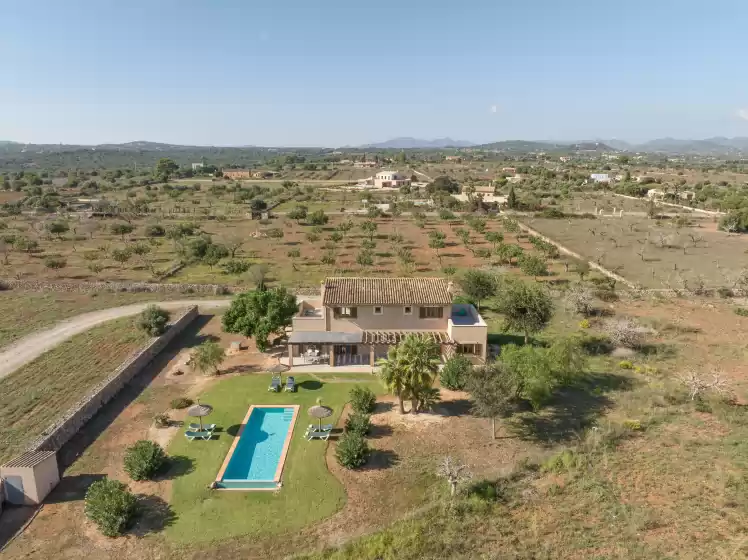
[298,379,323,391]
[361,449,399,471]
[487,333,526,347]
[638,343,678,360]
[226,424,243,437]
[437,398,473,417]
[368,424,393,439]
[157,455,195,480]
[509,372,635,446]
[130,495,177,537]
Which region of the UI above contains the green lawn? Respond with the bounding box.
[166,374,383,544]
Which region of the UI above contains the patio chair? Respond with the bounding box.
[268,375,281,392]
[185,430,212,441]
[285,376,296,392]
[305,430,331,441]
[188,423,216,432]
[306,423,333,432]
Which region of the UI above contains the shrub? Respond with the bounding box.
[602,317,651,349]
[144,224,165,237]
[84,478,138,537]
[623,419,643,431]
[618,360,634,370]
[335,431,369,469]
[154,413,170,428]
[440,354,472,390]
[136,305,170,336]
[221,259,250,275]
[579,319,590,329]
[123,440,166,481]
[349,385,376,414]
[345,412,371,435]
[170,397,193,409]
[734,307,748,317]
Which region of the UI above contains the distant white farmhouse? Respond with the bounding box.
[191,163,204,171]
[374,171,410,188]
[590,173,610,183]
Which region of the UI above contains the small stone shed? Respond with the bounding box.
[0,450,60,505]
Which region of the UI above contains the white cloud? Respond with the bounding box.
[489,105,498,114]
[738,108,748,121]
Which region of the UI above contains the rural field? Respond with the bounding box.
[0,316,153,463]
[526,214,747,289]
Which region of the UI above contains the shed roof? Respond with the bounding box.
[323,277,452,306]
[1,450,56,469]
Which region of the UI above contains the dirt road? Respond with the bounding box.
[0,299,230,380]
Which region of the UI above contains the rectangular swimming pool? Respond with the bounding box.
[215,405,299,490]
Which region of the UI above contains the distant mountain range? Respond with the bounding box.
[356,137,475,149]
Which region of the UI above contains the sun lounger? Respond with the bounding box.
[268,375,281,392]
[185,430,212,441]
[306,430,331,441]
[189,423,216,432]
[285,376,296,392]
[306,424,333,432]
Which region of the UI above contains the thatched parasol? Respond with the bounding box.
[308,398,333,431]
[187,400,213,431]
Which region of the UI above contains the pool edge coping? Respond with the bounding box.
[214,404,300,491]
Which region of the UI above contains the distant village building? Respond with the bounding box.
[647,188,666,199]
[223,169,252,180]
[501,167,517,173]
[445,155,462,162]
[191,163,204,171]
[252,170,279,179]
[559,156,572,163]
[507,174,523,184]
[374,171,410,188]
[590,173,610,183]
[354,161,377,169]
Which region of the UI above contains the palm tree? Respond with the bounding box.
[397,334,441,414]
[377,346,408,414]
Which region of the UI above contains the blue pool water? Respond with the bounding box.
[220,407,295,488]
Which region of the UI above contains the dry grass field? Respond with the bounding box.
[526,215,747,289]
[0,316,152,463]
[0,291,208,348]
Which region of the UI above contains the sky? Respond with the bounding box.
[2,0,748,147]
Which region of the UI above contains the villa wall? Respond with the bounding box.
[24,306,199,454]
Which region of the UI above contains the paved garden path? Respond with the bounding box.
[0,299,230,380]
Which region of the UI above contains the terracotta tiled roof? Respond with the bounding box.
[323,277,452,306]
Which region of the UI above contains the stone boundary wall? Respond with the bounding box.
[516,221,637,289]
[610,192,724,216]
[25,306,199,453]
[0,278,232,295]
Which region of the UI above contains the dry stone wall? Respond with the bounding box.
[25,306,199,453]
[0,278,232,295]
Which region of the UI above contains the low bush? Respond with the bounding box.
[734,307,748,317]
[345,412,371,436]
[618,360,634,369]
[335,431,369,469]
[123,440,166,481]
[136,305,170,336]
[84,478,138,537]
[144,224,165,237]
[349,385,376,414]
[440,354,473,390]
[579,319,590,329]
[170,397,193,409]
[153,413,170,428]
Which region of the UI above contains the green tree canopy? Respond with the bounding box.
[192,340,226,375]
[222,288,298,351]
[458,269,498,310]
[466,362,516,439]
[495,279,554,343]
[155,157,179,180]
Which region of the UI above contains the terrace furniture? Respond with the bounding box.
[306,423,333,432]
[305,430,331,441]
[285,376,296,392]
[189,423,216,432]
[185,430,213,441]
[268,375,282,392]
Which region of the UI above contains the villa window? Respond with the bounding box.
[419,306,443,319]
[403,306,412,315]
[374,306,383,315]
[334,306,357,319]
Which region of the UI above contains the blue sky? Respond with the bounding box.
[2,0,748,146]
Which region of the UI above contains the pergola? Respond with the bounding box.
[361,330,453,345]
